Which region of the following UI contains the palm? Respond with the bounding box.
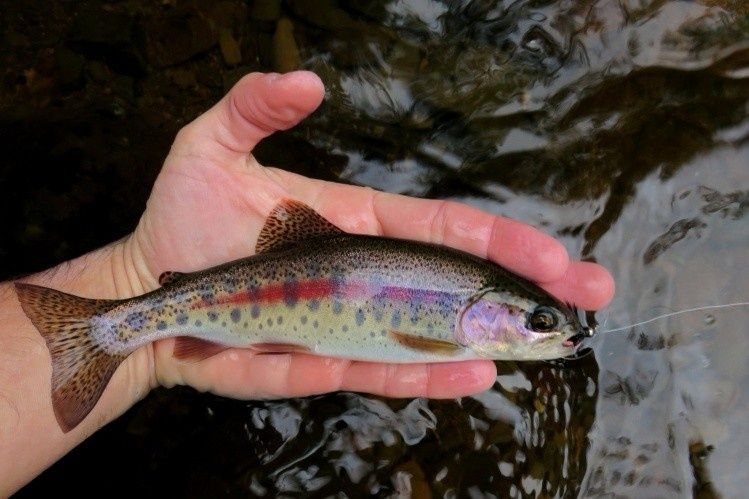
[127,72,614,401]
[140,154,273,280]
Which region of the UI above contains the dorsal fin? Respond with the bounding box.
[255,199,343,253]
[158,271,186,286]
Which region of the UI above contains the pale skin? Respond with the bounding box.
[0,71,614,494]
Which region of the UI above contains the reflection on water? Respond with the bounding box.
[2,0,747,497]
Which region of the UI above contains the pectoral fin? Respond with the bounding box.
[389,331,463,355]
[173,337,229,361]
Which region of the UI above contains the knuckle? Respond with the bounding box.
[429,200,450,245]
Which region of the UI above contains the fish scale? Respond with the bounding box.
[15,199,585,432]
[101,236,487,362]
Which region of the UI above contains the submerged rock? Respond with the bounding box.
[219,29,242,66]
[250,0,282,22]
[144,5,217,68]
[273,17,301,73]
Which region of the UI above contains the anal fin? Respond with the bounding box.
[173,337,229,361]
[173,338,310,361]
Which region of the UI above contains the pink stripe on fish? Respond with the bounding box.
[191,278,457,309]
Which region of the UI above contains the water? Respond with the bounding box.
[2,0,747,496]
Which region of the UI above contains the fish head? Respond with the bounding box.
[457,288,586,360]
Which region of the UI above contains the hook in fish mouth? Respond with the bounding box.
[556,323,598,364]
[562,325,596,348]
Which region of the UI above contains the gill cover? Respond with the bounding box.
[457,289,579,360]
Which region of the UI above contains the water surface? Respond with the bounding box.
[2,0,747,496]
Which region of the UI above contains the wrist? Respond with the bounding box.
[20,237,143,299]
[0,238,157,495]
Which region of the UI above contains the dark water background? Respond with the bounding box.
[2,1,747,497]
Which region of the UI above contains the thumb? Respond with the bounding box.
[173,71,325,160]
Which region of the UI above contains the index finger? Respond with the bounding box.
[370,192,570,283]
[371,193,614,309]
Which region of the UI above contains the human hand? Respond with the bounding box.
[117,71,614,402]
[1,71,614,494]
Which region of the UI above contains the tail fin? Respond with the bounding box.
[14,283,126,432]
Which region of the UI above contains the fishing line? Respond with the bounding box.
[560,302,749,362]
[594,301,749,334]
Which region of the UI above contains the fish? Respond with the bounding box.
[14,199,589,432]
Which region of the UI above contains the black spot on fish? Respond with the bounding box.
[330,274,344,296]
[200,289,215,303]
[313,320,319,329]
[355,309,365,327]
[370,331,376,338]
[195,320,202,327]
[283,280,299,307]
[426,323,434,334]
[267,318,273,327]
[328,328,334,334]
[251,304,260,319]
[308,299,320,311]
[332,301,343,315]
[439,297,453,319]
[300,315,308,325]
[381,329,387,337]
[391,311,402,328]
[342,325,349,332]
[208,311,219,322]
[277,316,283,325]
[307,261,319,277]
[221,321,227,327]
[230,308,241,323]
[126,312,146,330]
[156,321,167,331]
[176,313,188,326]
[409,300,420,324]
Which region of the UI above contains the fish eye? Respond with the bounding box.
[528,306,558,332]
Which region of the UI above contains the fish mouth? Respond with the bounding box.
[562,333,588,348]
[562,336,581,348]
[562,327,595,348]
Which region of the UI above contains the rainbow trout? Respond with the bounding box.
[15,200,589,432]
